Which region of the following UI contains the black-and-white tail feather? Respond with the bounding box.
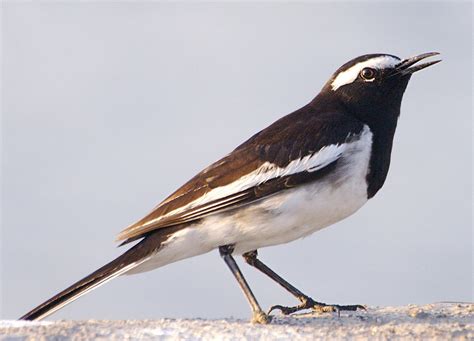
[20,228,178,320]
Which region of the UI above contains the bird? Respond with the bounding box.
[20,52,440,324]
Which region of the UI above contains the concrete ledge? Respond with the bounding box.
[1,303,472,340]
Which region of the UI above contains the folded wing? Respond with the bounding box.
[117,108,365,244]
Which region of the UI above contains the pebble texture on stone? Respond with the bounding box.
[1,303,472,340]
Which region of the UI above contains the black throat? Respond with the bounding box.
[365,115,399,199]
[310,92,401,199]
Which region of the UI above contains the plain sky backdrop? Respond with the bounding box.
[1,2,472,320]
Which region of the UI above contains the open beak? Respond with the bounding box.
[394,52,441,76]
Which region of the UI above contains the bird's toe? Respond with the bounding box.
[251,311,272,324]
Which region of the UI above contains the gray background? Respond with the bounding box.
[1,2,472,320]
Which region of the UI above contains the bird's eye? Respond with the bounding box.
[360,67,376,81]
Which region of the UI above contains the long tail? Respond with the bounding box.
[20,227,179,321]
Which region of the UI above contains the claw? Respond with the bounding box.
[268,304,295,315]
[268,299,367,317]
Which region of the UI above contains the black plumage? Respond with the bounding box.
[119,109,365,244]
[20,52,440,323]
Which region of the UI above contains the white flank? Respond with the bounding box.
[131,125,373,273]
[138,140,353,230]
[331,56,400,91]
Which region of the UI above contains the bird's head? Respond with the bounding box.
[321,52,441,126]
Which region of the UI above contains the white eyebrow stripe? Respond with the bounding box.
[331,56,400,91]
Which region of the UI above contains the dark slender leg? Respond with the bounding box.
[243,250,365,316]
[219,245,271,324]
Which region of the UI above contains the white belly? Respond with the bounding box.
[129,129,372,274]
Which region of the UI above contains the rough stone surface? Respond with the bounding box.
[1,303,472,340]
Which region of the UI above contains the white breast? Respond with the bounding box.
[128,126,373,274]
[228,125,373,254]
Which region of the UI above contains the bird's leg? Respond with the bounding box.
[219,245,271,324]
[243,250,365,316]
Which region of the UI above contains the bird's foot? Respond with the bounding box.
[251,310,272,324]
[268,296,366,316]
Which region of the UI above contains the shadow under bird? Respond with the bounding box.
[20,52,440,324]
